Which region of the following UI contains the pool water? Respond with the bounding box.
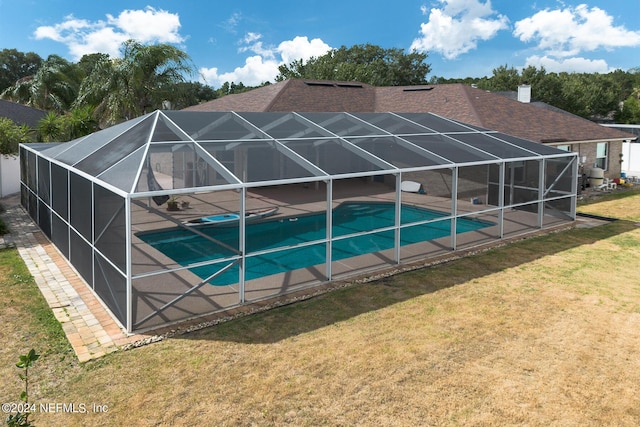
[136,202,492,285]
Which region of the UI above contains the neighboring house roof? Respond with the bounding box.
[0,99,46,127]
[184,79,636,144]
[602,124,640,138]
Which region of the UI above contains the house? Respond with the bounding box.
[185,79,636,181]
[0,99,46,128]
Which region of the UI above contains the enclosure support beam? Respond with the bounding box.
[239,188,246,304]
[570,157,578,220]
[450,166,458,251]
[125,196,133,332]
[133,260,240,328]
[509,163,515,210]
[91,184,95,291]
[537,159,545,229]
[543,158,574,197]
[498,162,505,239]
[326,179,333,281]
[394,172,401,264]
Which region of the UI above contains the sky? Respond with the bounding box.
[1,0,639,87]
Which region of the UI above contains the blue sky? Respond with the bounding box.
[1,0,639,87]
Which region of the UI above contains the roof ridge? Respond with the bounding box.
[459,85,486,126]
[264,79,294,111]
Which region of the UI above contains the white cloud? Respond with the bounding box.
[277,36,332,65]
[514,4,640,58]
[68,28,129,60]
[524,55,610,74]
[201,56,280,87]
[107,7,184,44]
[411,0,509,59]
[220,12,242,34]
[200,34,332,86]
[33,7,185,60]
[513,5,640,75]
[238,33,275,59]
[243,32,262,44]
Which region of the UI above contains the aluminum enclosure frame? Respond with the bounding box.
[20,111,578,332]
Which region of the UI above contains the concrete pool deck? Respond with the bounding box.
[1,191,605,362]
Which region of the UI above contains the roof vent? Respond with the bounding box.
[303,81,364,88]
[304,81,335,87]
[402,86,434,92]
[517,85,531,103]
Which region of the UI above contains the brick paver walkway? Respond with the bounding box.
[1,195,145,362]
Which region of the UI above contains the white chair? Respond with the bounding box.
[604,178,617,190]
[593,180,607,191]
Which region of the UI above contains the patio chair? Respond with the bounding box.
[604,178,617,191]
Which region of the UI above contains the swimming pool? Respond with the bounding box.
[136,202,492,285]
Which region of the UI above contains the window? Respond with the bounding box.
[595,142,608,169]
[556,144,571,152]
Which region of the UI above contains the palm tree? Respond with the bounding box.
[36,107,98,142]
[36,112,65,142]
[64,105,98,139]
[1,55,81,112]
[74,40,195,125]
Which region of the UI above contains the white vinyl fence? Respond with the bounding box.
[622,142,640,177]
[0,155,19,198]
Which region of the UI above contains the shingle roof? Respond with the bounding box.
[0,99,46,127]
[454,86,633,143]
[183,79,635,144]
[185,79,377,113]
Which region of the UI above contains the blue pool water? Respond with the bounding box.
[137,202,492,285]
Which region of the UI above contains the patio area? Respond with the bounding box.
[128,178,574,331]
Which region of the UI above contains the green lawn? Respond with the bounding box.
[1,189,640,426]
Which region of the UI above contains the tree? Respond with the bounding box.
[1,54,81,112]
[74,40,196,125]
[615,93,640,123]
[0,117,31,154]
[276,44,431,86]
[0,49,42,93]
[485,65,521,91]
[36,107,97,142]
[36,112,65,142]
[168,81,217,110]
[76,53,110,78]
[64,106,98,139]
[214,81,267,98]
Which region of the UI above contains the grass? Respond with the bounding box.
[578,187,640,221]
[1,190,640,426]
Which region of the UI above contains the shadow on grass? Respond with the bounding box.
[182,219,639,344]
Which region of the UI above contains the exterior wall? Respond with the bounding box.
[0,154,20,197]
[572,141,623,179]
